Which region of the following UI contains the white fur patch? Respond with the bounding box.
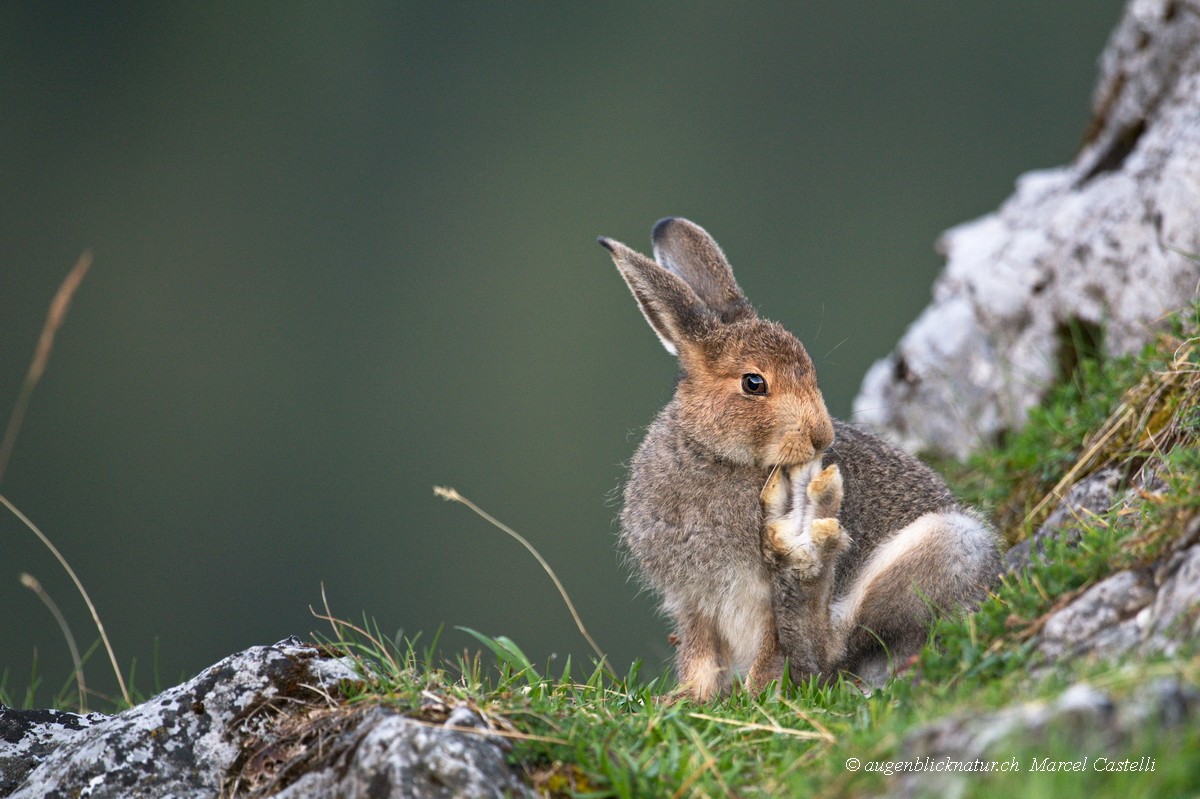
[710,572,772,675]
[831,510,989,630]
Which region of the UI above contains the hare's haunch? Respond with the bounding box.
[600,218,1000,700]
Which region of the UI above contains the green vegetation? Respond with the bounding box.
[299,612,1196,798]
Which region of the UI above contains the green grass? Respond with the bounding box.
[302,610,1197,798]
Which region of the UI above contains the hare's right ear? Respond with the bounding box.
[651,218,755,324]
[598,236,712,356]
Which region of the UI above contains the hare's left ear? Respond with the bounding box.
[598,236,713,357]
[651,218,756,324]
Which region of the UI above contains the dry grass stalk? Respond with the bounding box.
[433,485,612,674]
[0,251,131,706]
[685,712,832,742]
[20,572,86,710]
[2,495,130,706]
[1022,331,1200,534]
[310,582,403,676]
[0,251,92,484]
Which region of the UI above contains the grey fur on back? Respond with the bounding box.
[824,419,958,594]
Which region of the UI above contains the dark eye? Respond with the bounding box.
[741,373,768,396]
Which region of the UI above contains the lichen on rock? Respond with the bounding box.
[0,636,532,799]
[3,639,339,798]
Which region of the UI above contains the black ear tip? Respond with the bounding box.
[597,236,615,252]
[651,217,681,242]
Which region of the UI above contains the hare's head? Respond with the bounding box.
[600,218,834,469]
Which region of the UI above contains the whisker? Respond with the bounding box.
[823,337,849,359]
[760,462,782,500]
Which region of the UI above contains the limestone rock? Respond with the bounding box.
[1036,570,1157,663]
[1144,539,1200,653]
[0,638,531,799]
[1002,463,1200,668]
[268,706,532,799]
[854,0,1200,458]
[2,637,360,799]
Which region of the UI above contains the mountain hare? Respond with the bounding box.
[599,218,999,700]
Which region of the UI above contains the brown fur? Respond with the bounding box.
[600,218,1000,699]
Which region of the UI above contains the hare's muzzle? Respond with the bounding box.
[767,429,820,467]
[766,404,834,467]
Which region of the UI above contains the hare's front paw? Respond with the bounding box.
[762,462,850,578]
[807,464,843,519]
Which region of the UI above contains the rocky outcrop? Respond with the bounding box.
[0,638,531,799]
[891,678,1199,798]
[262,705,532,799]
[1003,467,1125,573]
[854,0,1200,458]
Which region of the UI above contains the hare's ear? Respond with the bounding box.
[651,218,755,323]
[599,236,712,356]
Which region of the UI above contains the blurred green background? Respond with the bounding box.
[2,3,1122,703]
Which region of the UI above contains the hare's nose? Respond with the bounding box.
[811,420,834,454]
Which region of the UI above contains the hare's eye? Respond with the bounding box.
[741,373,768,396]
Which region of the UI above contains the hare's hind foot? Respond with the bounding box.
[762,462,850,579]
[810,518,847,555]
[806,462,843,519]
[832,508,1000,683]
[761,465,793,557]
